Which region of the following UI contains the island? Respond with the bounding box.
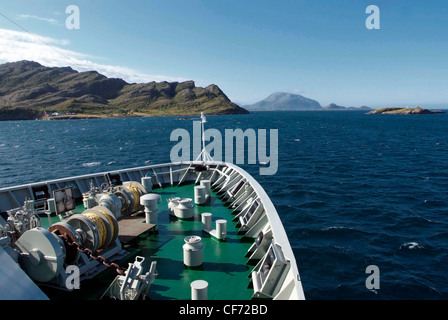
[368,107,445,115]
[0,61,248,121]
[322,103,372,111]
[244,92,322,111]
[244,93,372,112]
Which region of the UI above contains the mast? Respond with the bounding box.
[178,113,213,185]
[201,112,206,162]
[197,112,213,163]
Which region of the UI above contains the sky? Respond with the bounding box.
[0,0,447,108]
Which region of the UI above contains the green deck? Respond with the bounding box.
[41,182,255,300]
[146,183,254,300]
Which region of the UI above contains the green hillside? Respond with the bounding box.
[0,61,248,120]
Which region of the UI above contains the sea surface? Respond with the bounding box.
[1,111,448,300]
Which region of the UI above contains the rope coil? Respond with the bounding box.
[92,206,119,245]
[127,185,141,211]
[83,212,107,250]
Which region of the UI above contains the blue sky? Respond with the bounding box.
[0,0,447,108]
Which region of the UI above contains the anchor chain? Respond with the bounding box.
[60,234,127,275]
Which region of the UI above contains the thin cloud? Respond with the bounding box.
[293,88,306,95]
[0,28,188,84]
[16,14,58,25]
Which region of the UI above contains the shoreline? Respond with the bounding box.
[1,111,248,121]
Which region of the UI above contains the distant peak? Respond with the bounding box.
[14,60,43,67]
[245,91,322,111]
[206,84,225,96]
[323,103,344,109]
[270,92,296,97]
[5,60,44,70]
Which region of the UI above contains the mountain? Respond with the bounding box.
[0,61,248,120]
[322,103,372,111]
[244,92,322,111]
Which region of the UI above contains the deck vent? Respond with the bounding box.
[183,236,203,269]
[140,194,161,229]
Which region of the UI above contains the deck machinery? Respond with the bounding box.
[0,161,305,300]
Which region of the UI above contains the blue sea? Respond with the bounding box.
[1,111,448,300]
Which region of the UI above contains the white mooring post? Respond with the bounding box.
[191,280,208,300]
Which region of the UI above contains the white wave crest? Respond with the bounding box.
[82,162,101,167]
[400,242,424,250]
